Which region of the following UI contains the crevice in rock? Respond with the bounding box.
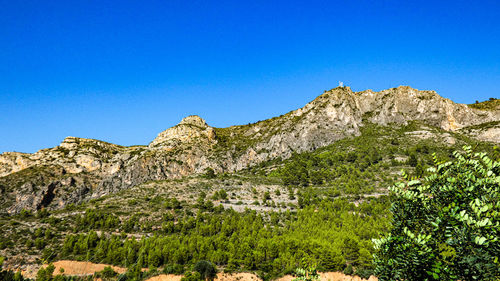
[39,182,57,209]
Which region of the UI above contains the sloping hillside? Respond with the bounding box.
[1,86,498,214]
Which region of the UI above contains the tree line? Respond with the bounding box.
[59,197,390,279]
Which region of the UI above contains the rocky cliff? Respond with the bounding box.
[1,86,498,214]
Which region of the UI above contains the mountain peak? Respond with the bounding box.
[149,116,215,148]
[2,85,499,215]
[178,115,208,127]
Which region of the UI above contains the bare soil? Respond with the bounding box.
[276,272,378,281]
[24,260,378,281]
[144,274,183,281]
[146,272,378,281]
[23,260,129,279]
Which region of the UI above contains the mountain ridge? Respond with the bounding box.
[1,85,498,214]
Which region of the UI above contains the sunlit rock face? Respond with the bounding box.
[149,115,217,149]
[354,86,499,131]
[1,86,498,213]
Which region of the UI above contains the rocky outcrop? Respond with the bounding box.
[355,86,498,130]
[459,121,500,143]
[149,115,217,148]
[1,86,498,213]
[0,165,94,213]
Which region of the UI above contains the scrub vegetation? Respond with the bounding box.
[0,122,499,281]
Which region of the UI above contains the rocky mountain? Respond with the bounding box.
[1,86,498,214]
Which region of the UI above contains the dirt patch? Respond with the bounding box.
[21,260,130,279]
[322,272,377,281]
[50,260,128,276]
[216,272,261,281]
[145,272,260,281]
[146,272,377,281]
[273,272,377,281]
[24,261,377,281]
[145,274,183,281]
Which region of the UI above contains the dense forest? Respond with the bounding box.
[59,197,390,279]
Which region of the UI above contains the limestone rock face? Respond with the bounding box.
[149,115,217,148]
[474,127,500,143]
[354,86,499,130]
[459,122,500,143]
[1,86,498,214]
[0,152,35,178]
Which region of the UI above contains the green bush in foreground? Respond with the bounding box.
[374,146,500,280]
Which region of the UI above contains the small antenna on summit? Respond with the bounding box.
[339,81,344,88]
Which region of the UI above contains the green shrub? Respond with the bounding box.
[343,264,353,275]
[193,260,217,281]
[374,147,500,280]
[96,266,117,280]
[163,264,184,275]
[203,168,216,179]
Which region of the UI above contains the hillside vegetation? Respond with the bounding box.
[0,87,499,280]
[1,120,499,280]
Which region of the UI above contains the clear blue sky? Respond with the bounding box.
[1,0,499,153]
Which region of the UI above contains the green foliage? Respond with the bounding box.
[37,208,50,219]
[35,237,46,250]
[36,263,55,281]
[181,271,203,281]
[374,147,500,280]
[125,262,145,281]
[343,264,353,275]
[59,197,389,278]
[341,237,360,265]
[0,267,26,281]
[193,260,217,281]
[407,153,418,167]
[96,266,118,280]
[268,122,500,198]
[262,191,271,201]
[6,123,498,279]
[165,197,183,209]
[292,263,319,281]
[414,162,425,177]
[275,148,382,194]
[211,190,228,201]
[19,209,32,218]
[203,168,216,179]
[75,209,120,231]
[468,98,500,110]
[354,268,373,279]
[0,257,23,281]
[163,264,185,275]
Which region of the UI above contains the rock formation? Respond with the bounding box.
[1,86,498,214]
